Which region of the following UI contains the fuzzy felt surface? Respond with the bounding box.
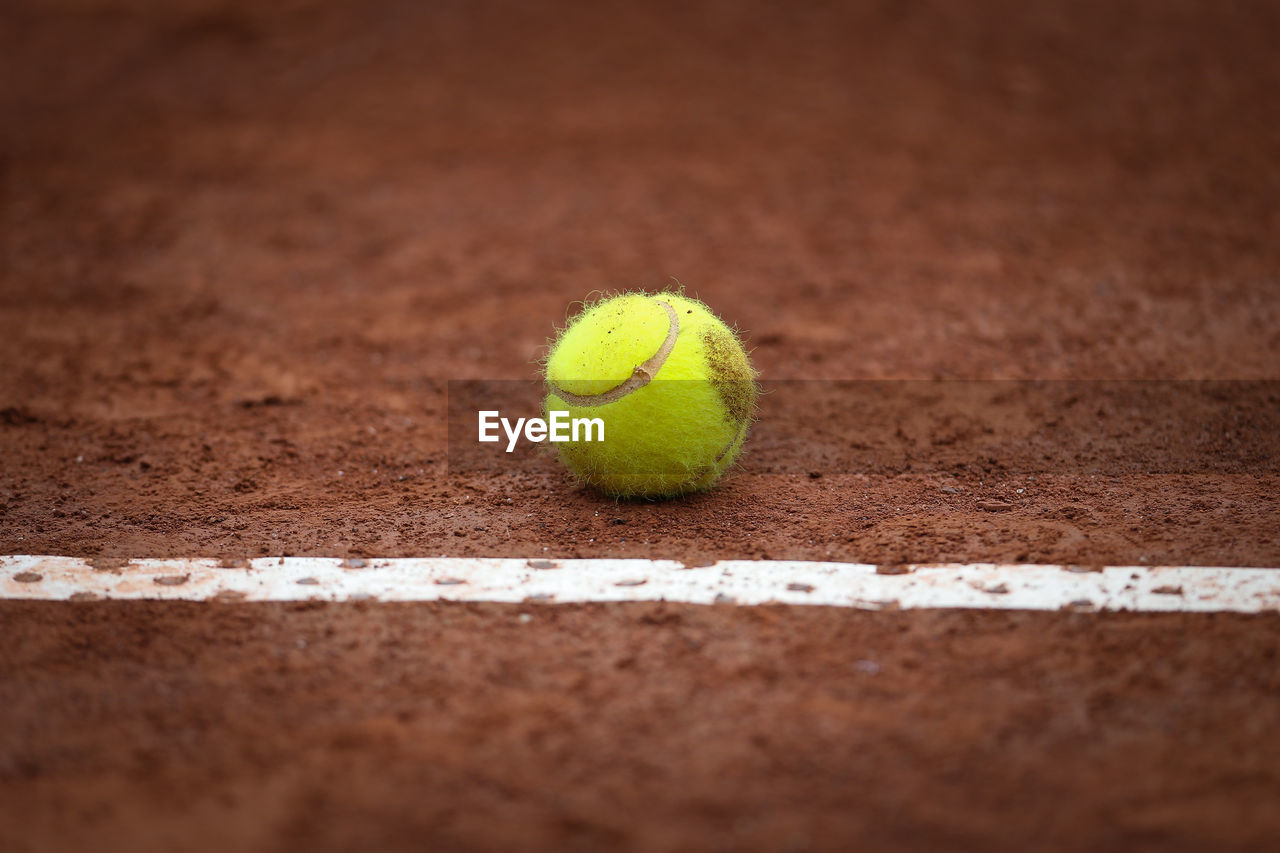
[545,292,757,497]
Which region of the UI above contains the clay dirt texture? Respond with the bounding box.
[1,0,1279,851]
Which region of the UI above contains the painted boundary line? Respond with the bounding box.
[2,556,1278,612]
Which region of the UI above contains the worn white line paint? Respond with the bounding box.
[2,556,1278,612]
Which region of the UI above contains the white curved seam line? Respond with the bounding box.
[548,300,679,407]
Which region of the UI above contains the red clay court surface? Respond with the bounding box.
[2,1,1279,850]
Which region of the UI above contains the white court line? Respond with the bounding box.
[2,556,1278,612]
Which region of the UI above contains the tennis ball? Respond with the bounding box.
[543,290,757,498]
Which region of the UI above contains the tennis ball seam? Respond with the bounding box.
[714,421,749,464]
[545,300,679,407]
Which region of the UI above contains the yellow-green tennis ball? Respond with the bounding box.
[543,291,757,498]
